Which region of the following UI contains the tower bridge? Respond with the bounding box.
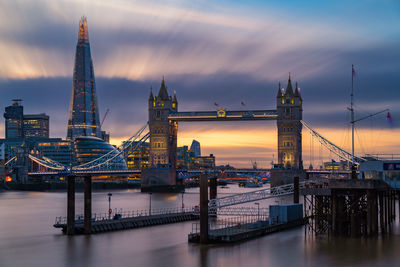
[143,75,303,191]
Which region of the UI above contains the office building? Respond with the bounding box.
[4,99,24,139]
[67,17,102,140]
[190,140,201,157]
[23,114,49,138]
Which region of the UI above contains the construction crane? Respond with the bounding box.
[101,109,110,128]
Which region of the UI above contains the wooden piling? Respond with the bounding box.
[331,190,337,235]
[379,192,385,234]
[84,175,92,235]
[67,175,75,236]
[200,173,208,244]
[293,176,299,204]
[398,191,400,221]
[210,177,217,200]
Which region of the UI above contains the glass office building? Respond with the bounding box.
[23,114,49,138]
[67,17,101,140]
[4,100,24,139]
[74,136,127,170]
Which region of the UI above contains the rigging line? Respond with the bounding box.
[355,127,366,156]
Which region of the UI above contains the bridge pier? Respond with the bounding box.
[67,175,75,236]
[84,175,92,234]
[200,173,208,244]
[210,176,217,200]
[293,176,299,204]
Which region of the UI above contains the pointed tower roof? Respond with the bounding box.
[294,82,302,100]
[173,90,177,102]
[67,17,101,140]
[78,16,89,42]
[276,82,282,98]
[149,86,154,100]
[285,73,294,96]
[158,76,169,100]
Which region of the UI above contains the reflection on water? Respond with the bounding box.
[0,185,399,267]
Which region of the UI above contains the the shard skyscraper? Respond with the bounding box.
[67,17,101,140]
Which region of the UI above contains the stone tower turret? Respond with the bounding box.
[276,74,303,169]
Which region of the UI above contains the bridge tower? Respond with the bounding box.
[142,78,180,191]
[276,74,303,169]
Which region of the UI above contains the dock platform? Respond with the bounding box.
[54,208,199,234]
[188,218,306,243]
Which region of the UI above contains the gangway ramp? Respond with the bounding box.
[209,180,322,208]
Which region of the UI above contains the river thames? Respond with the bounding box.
[1,185,400,267]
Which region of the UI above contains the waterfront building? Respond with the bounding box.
[101,131,110,143]
[73,136,127,169]
[190,140,201,157]
[23,114,49,138]
[4,100,50,139]
[177,145,195,169]
[193,154,216,169]
[35,140,72,166]
[124,141,150,169]
[323,160,350,171]
[67,17,101,140]
[4,99,24,139]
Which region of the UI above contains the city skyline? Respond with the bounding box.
[0,0,399,167]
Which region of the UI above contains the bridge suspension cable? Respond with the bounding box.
[27,122,150,172]
[72,132,150,170]
[28,154,66,170]
[4,156,17,166]
[301,120,366,164]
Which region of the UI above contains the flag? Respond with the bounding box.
[241,101,245,106]
[352,65,356,78]
[387,112,393,128]
[214,102,219,107]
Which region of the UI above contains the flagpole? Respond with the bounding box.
[351,64,355,165]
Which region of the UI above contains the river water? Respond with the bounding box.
[0,185,400,267]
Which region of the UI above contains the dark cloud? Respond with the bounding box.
[0,60,398,140]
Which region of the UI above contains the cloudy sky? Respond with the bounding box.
[0,0,399,167]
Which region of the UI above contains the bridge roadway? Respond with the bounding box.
[168,109,278,121]
[28,168,352,177]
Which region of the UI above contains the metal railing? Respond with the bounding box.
[54,206,196,225]
[210,206,269,216]
[209,179,326,208]
[191,215,269,236]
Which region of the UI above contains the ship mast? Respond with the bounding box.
[350,65,355,164]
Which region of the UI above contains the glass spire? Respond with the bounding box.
[67,17,101,140]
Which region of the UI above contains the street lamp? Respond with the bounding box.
[254,202,260,221]
[107,193,112,219]
[149,192,152,216]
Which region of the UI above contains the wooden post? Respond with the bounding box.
[385,192,389,227]
[392,191,396,221]
[366,190,372,236]
[200,174,208,244]
[372,191,378,235]
[67,175,75,236]
[331,190,337,235]
[293,176,299,204]
[398,191,400,221]
[210,177,217,200]
[84,175,92,234]
[379,192,385,234]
